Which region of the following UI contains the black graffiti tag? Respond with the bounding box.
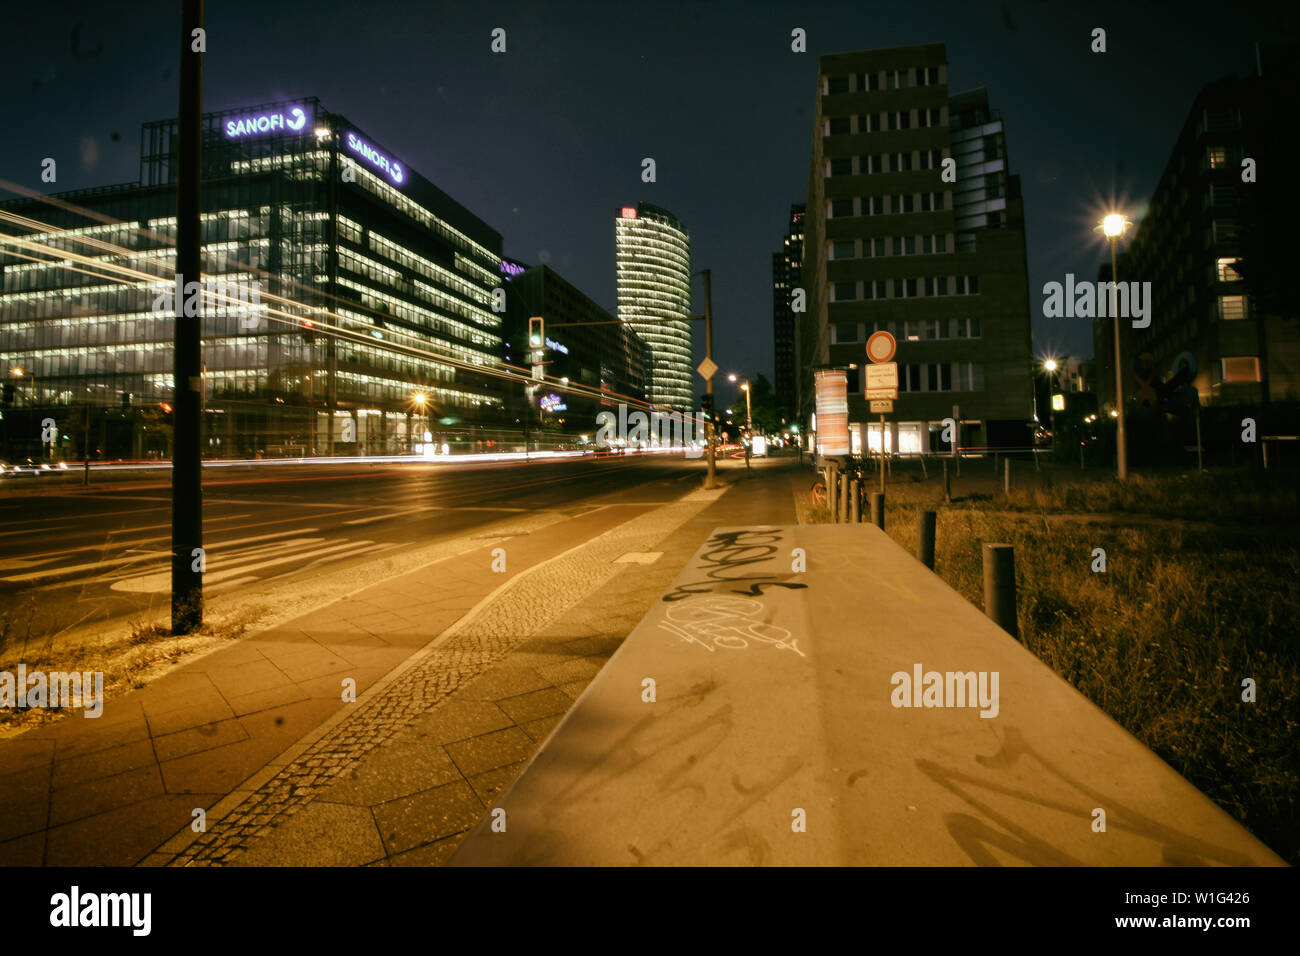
[662,529,809,602]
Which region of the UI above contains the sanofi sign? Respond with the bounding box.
[346,131,404,186]
[224,105,308,139]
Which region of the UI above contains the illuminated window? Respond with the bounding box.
[1218,295,1247,320]
[1216,257,1241,282]
[1221,356,1260,383]
[1207,147,1227,169]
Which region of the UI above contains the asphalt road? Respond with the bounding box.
[0,452,710,642]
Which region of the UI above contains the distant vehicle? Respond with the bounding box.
[3,458,69,477]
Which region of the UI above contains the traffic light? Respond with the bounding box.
[700,393,713,418]
[529,316,544,348]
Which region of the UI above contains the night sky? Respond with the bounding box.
[3,0,1295,409]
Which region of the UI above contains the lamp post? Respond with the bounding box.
[413,392,427,455]
[1100,213,1130,480]
[729,374,753,473]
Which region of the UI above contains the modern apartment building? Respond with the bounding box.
[502,262,647,435]
[772,204,805,421]
[614,202,693,411]
[1095,44,1300,415]
[1,97,505,460]
[799,43,1035,455]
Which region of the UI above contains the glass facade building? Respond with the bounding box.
[614,202,693,411]
[1,97,505,460]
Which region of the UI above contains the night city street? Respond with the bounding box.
[2,0,1298,942]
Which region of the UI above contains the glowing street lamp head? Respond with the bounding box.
[741,383,750,391]
[1102,214,1128,239]
[11,368,24,377]
[728,373,737,382]
[1043,359,1058,372]
[413,392,427,406]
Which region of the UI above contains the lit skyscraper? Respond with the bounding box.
[615,202,692,410]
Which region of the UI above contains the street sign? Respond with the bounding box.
[696,357,718,380]
[865,361,898,399]
[870,399,894,413]
[866,330,897,364]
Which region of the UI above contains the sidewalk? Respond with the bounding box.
[0,458,801,866]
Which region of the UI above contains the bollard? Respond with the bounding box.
[870,491,885,530]
[982,543,1018,638]
[918,510,936,570]
[1003,458,1011,496]
[827,466,837,523]
[942,458,951,503]
[850,479,860,523]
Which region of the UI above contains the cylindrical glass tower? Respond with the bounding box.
[615,202,692,411]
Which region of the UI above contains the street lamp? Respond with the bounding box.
[412,392,428,454]
[1097,213,1131,479]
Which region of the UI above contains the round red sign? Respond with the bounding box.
[866,330,897,364]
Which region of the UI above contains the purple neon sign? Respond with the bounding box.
[346,131,404,186]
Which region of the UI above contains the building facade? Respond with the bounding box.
[502,263,647,436]
[1094,46,1300,421]
[772,204,805,422]
[1,97,505,461]
[800,44,1035,455]
[614,202,693,411]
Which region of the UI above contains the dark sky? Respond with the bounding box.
[3,0,1295,408]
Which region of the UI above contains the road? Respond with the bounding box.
[0,453,709,643]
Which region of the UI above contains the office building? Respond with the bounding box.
[502,262,647,434]
[1095,44,1300,415]
[800,43,1035,455]
[1,97,505,460]
[614,202,692,411]
[772,204,805,421]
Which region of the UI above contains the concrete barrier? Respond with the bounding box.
[449,524,1284,866]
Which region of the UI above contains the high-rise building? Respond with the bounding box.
[1095,44,1300,415]
[615,202,692,411]
[1,97,504,461]
[772,204,805,421]
[800,44,1035,456]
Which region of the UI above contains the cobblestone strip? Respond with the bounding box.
[171,488,725,865]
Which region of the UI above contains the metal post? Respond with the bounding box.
[982,543,1018,638]
[870,491,885,530]
[172,0,204,635]
[953,404,961,478]
[879,414,886,494]
[1111,237,1128,480]
[703,270,716,489]
[82,404,90,486]
[918,510,936,570]
[827,464,837,522]
[850,478,860,522]
[1195,402,1204,471]
[942,457,951,502]
[1003,458,1011,496]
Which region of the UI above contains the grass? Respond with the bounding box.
[0,605,263,739]
[807,465,1300,863]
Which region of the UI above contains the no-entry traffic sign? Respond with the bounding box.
[866,330,896,364]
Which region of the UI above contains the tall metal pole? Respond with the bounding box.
[172,0,204,634]
[743,383,751,474]
[1111,237,1128,480]
[703,269,716,488]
